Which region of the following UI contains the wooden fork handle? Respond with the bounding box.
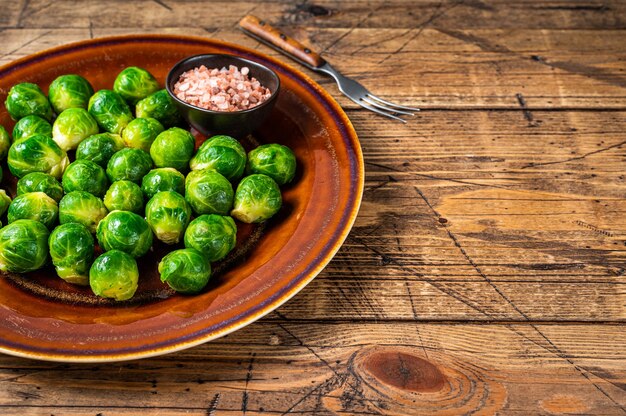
[239,15,325,69]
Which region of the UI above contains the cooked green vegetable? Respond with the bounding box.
[59,191,108,233]
[190,135,246,182]
[184,214,237,262]
[96,210,153,258]
[231,174,282,223]
[0,190,12,216]
[141,167,185,200]
[246,143,296,186]
[5,83,53,121]
[48,74,94,114]
[52,108,99,151]
[121,117,164,152]
[184,169,234,215]
[135,89,181,127]
[17,172,64,202]
[113,67,160,105]
[106,148,153,183]
[89,250,138,301]
[145,191,191,244]
[12,115,52,142]
[75,132,124,168]
[150,127,195,171]
[0,125,10,161]
[48,222,94,285]
[103,180,144,214]
[7,134,69,179]
[7,192,58,230]
[87,89,134,134]
[158,248,211,294]
[0,219,50,273]
[62,159,108,197]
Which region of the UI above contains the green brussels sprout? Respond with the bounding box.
[48,74,94,114]
[17,172,64,202]
[113,67,160,105]
[135,89,181,128]
[62,159,109,197]
[96,210,153,258]
[145,191,191,244]
[48,223,94,285]
[12,115,52,142]
[231,174,282,223]
[7,134,69,179]
[158,248,211,294]
[59,191,108,233]
[247,143,296,186]
[149,127,195,171]
[52,108,99,151]
[190,135,246,182]
[0,190,12,216]
[141,167,185,200]
[5,83,53,121]
[0,125,10,161]
[0,219,49,273]
[75,132,124,168]
[121,117,164,152]
[89,250,138,301]
[184,214,237,262]
[184,169,234,215]
[7,192,58,230]
[104,180,144,214]
[106,148,153,183]
[87,89,134,134]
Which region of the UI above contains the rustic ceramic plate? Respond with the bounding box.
[0,35,363,362]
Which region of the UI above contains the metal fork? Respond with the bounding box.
[239,15,420,123]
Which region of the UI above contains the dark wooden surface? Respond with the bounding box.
[1,0,625,414]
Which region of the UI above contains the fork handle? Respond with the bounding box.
[239,15,325,69]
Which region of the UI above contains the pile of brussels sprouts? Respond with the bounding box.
[0,67,296,301]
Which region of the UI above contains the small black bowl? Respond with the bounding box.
[166,54,280,138]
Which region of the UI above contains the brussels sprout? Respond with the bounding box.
[135,89,181,128]
[89,250,138,301]
[0,190,12,216]
[184,214,237,262]
[7,134,69,179]
[96,210,153,258]
[121,117,164,152]
[106,148,153,183]
[52,108,99,151]
[189,135,246,182]
[158,248,211,294]
[104,180,143,214]
[141,167,185,200]
[5,83,53,121]
[231,174,282,223]
[247,143,296,186]
[88,89,134,134]
[0,125,10,161]
[17,172,64,202]
[113,67,160,105]
[7,192,58,230]
[145,191,191,245]
[149,127,195,171]
[49,223,94,285]
[59,191,108,233]
[48,74,94,114]
[184,169,234,215]
[0,219,49,273]
[62,159,109,197]
[75,132,124,168]
[12,115,52,142]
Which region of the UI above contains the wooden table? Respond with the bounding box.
[1,1,625,414]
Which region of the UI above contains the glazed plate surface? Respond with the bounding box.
[0,35,363,362]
